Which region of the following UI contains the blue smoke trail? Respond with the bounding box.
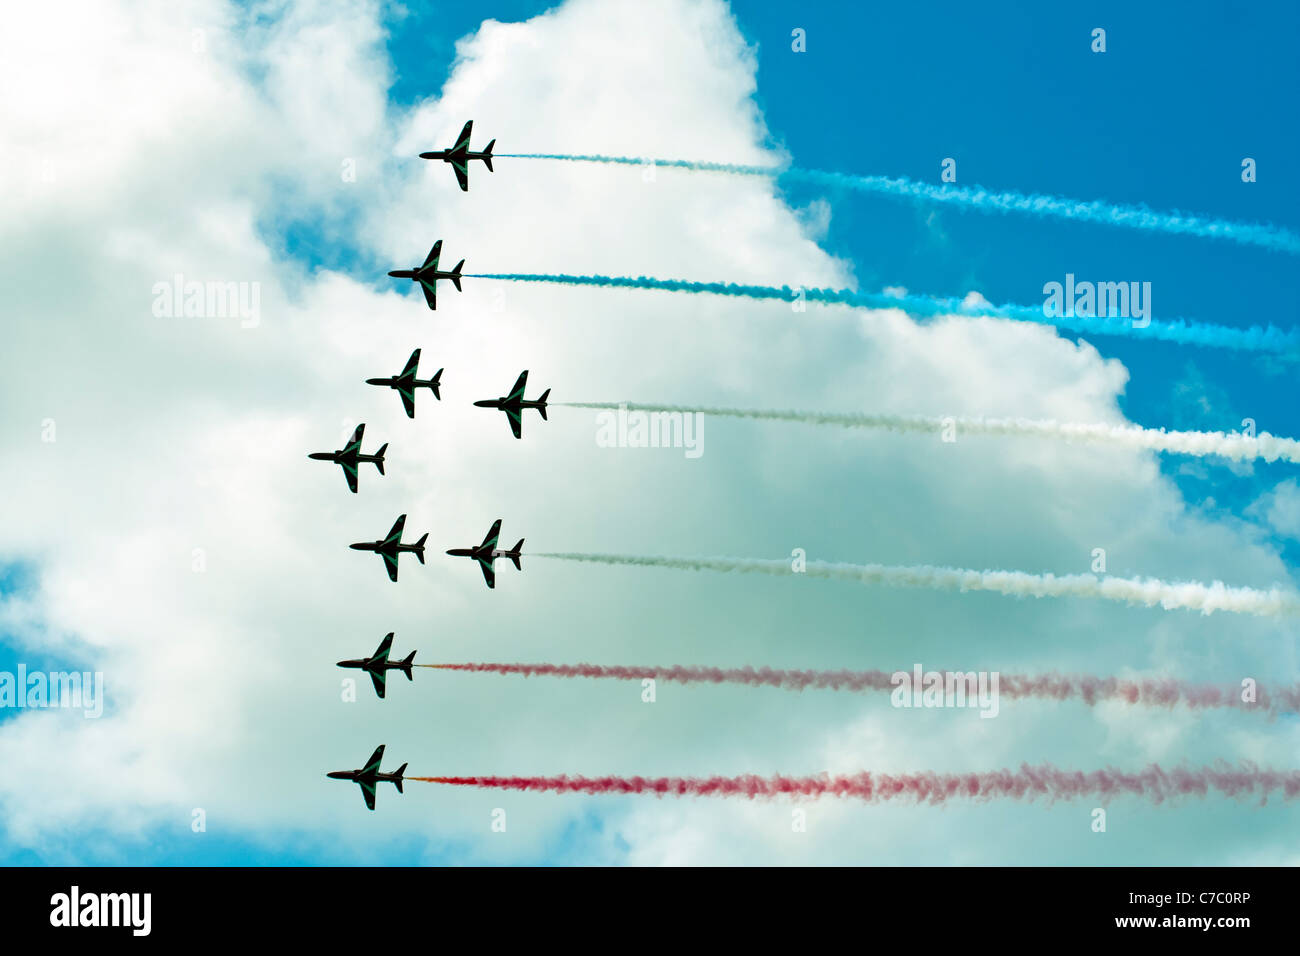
[463,271,1300,353]
[498,153,1300,256]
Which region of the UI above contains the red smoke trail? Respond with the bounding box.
[412,763,1300,805]
[422,663,1299,716]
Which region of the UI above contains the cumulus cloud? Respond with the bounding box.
[1249,479,1300,540]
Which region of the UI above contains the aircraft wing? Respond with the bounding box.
[345,424,365,453]
[399,387,416,418]
[454,121,473,152]
[369,669,387,699]
[342,461,359,494]
[507,408,523,439]
[401,349,421,378]
[383,551,400,582]
[507,371,528,401]
[360,780,377,811]
[452,161,469,192]
[423,240,442,269]
[419,278,437,310]
[363,745,385,774]
[385,515,407,545]
[478,558,496,590]
[481,519,502,550]
[372,632,394,663]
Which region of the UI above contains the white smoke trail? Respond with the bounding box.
[533,553,1300,618]
[558,402,1300,464]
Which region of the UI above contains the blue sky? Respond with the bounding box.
[3,0,1298,866]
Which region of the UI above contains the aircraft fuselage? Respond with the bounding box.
[446,545,519,563]
[350,540,421,555]
[473,398,546,412]
[366,375,439,390]
[336,657,406,674]
[387,266,457,282]
[326,769,404,786]
[311,450,382,465]
[419,148,491,164]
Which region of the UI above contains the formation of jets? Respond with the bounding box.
[310,360,551,492]
[326,121,562,809]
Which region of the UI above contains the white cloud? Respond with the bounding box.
[1249,478,1300,540]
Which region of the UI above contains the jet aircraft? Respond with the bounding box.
[419,120,495,191]
[326,744,406,811]
[446,519,523,590]
[473,370,550,439]
[388,240,464,310]
[308,424,387,493]
[337,632,416,699]
[366,348,442,418]
[350,514,428,582]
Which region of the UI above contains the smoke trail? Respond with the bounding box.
[558,402,1300,464]
[424,662,1300,716]
[499,153,1300,256]
[413,762,1300,805]
[531,553,1300,618]
[463,272,1299,353]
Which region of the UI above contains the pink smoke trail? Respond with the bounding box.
[414,763,1300,805]
[424,663,1299,716]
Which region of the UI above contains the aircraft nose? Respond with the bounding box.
[349,543,368,550]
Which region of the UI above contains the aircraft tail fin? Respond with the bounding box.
[375,443,388,474]
[483,140,495,172]
[394,764,407,792]
[450,260,464,291]
[414,533,428,563]
[430,368,443,400]
[538,389,550,419]
[509,539,524,570]
[400,651,416,678]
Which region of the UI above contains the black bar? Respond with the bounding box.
[3,866,1284,941]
